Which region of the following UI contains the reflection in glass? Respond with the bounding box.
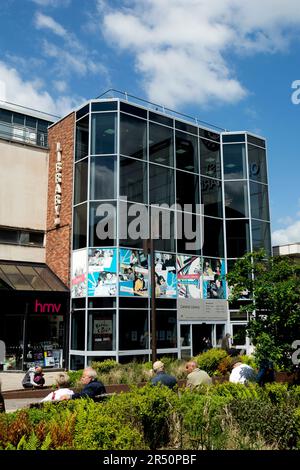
[155,310,177,349]
[120,157,148,203]
[119,310,149,350]
[180,325,191,347]
[149,164,175,206]
[73,203,87,250]
[248,145,267,183]
[201,177,223,218]
[250,182,270,221]
[90,156,117,200]
[70,355,85,370]
[88,310,116,351]
[177,213,201,255]
[91,113,116,155]
[71,310,85,350]
[251,220,271,255]
[224,181,249,218]
[202,217,224,257]
[74,158,88,204]
[176,170,199,213]
[151,207,175,252]
[120,113,147,159]
[89,201,116,247]
[75,115,89,161]
[223,144,246,179]
[175,131,198,172]
[119,202,145,249]
[149,122,174,167]
[200,139,221,178]
[226,220,250,258]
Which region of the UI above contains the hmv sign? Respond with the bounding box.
[34,299,62,314]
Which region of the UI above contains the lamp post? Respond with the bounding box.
[143,237,157,363]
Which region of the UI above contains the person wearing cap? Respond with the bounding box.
[185,361,212,389]
[150,360,177,390]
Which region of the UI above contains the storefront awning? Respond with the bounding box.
[0,262,68,291]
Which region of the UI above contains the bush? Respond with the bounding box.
[194,348,228,376]
[91,359,118,374]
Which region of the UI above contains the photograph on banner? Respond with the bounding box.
[88,248,117,297]
[119,248,148,296]
[202,258,226,299]
[155,252,176,298]
[71,250,87,298]
[177,255,202,298]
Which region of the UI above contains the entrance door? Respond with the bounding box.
[192,324,212,356]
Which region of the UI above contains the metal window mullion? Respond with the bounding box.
[220,133,230,333]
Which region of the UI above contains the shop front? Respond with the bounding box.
[0,262,69,371]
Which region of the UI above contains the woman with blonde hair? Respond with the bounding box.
[41,372,74,402]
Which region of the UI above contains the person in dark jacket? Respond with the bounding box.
[0,379,5,413]
[71,367,106,399]
[151,361,177,390]
[256,359,275,386]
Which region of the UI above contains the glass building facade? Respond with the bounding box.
[70,98,271,367]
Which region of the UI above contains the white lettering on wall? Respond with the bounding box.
[54,142,62,226]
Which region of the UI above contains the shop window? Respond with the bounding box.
[87,310,116,351]
[119,310,149,350]
[71,310,85,350]
[70,355,85,370]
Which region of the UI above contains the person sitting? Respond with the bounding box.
[185,361,212,389]
[256,359,275,386]
[41,372,74,402]
[150,360,177,390]
[229,361,257,385]
[71,367,106,400]
[22,366,45,389]
[0,379,5,413]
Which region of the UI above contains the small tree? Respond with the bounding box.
[226,250,300,370]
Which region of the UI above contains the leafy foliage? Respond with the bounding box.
[194,348,228,375]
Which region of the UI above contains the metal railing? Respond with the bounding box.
[0,121,49,148]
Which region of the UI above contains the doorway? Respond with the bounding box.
[192,324,213,356]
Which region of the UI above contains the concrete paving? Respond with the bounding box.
[0,371,60,392]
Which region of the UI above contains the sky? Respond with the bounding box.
[0,0,300,245]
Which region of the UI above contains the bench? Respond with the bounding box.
[29,393,115,409]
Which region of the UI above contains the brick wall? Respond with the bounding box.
[46,112,75,287]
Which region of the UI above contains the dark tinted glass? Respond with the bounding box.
[247,135,265,148]
[25,116,37,129]
[72,298,85,309]
[119,202,145,249]
[222,134,245,143]
[149,111,173,127]
[149,122,174,166]
[120,113,147,159]
[91,101,117,111]
[73,203,87,249]
[119,310,149,350]
[90,156,117,200]
[251,220,271,255]
[176,170,199,213]
[76,104,89,120]
[175,120,197,135]
[91,113,116,154]
[201,177,223,218]
[74,158,88,204]
[176,212,201,255]
[120,157,148,203]
[149,164,175,206]
[202,217,224,257]
[71,310,85,350]
[226,220,250,258]
[70,355,85,370]
[120,102,147,118]
[151,207,175,252]
[223,144,246,179]
[0,109,12,123]
[176,131,198,172]
[75,115,89,161]
[88,298,116,308]
[87,310,116,351]
[155,310,177,348]
[250,182,270,221]
[199,128,220,142]
[248,145,267,183]
[225,181,249,218]
[200,139,221,178]
[89,201,116,247]
[37,119,49,132]
[13,113,25,126]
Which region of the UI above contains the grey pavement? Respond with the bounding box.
[0,371,59,391]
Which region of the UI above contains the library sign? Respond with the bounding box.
[54,142,62,226]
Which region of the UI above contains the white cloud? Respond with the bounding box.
[52,79,68,93]
[272,220,300,245]
[31,0,70,7]
[0,60,83,116]
[35,12,67,38]
[277,216,294,226]
[99,0,300,108]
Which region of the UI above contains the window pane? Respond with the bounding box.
[201,177,223,218]
[177,213,201,255]
[75,115,89,161]
[149,122,174,167]
[120,113,147,159]
[119,310,149,350]
[119,202,146,249]
[232,324,247,345]
[202,217,224,257]
[176,170,199,213]
[74,158,88,204]
[250,182,270,221]
[251,220,271,255]
[120,156,148,203]
[226,220,250,258]
[176,131,198,172]
[35,267,66,291]
[200,139,221,178]
[18,266,49,290]
[155,310,177,349]
[91,113,116,155]
[25,116,37,129]
[149,164,175,206]
[225,181,249,218]
[0,109,12,123]
[0,229,18,244]
[223,134,245,143]
[0,264,32,290]
[88,310,116,351]
[248,145,267,183]
[223,144,247,179]
[92,101,117,111]
[73,203,87,250]
[13,113,25,126]
[90,156,117,200]
[151,208,175,252]
[70,355,85,370]
[89,201,116,247]
[71,310,85,351]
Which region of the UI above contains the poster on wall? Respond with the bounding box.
[177,255,201,298]
[155,253,176,298]
[119,249,148,296]
[88,248,117,297]
[71,250,87,298]
[93,318,113,350]
[202,258,226,299]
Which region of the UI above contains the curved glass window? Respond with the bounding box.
[120,113,147,159]
[223,144,246,179]
[176,131,198,172]
[149,122,174,167]
[248,144,267,183]
[91,113,117,155]
[90,156,117,200]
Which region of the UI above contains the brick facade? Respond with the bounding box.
[46,112,75,287]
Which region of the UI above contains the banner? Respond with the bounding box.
[71,250,87,298]
[155,253,176,298]
[88,248,117,297]
[119,249,149,297]
[177,255,201,299]
[202,258,226,299]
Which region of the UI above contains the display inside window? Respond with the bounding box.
[88,248,117,297]
[88,310,116,351]
[119,249,148,297]
[177,255,201,298]
[154,253,176,298]
[71,250,87,298]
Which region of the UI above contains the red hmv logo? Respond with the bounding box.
[34,299,61,314]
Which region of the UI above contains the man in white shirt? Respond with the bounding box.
[229,362,257,385]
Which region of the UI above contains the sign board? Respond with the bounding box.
[178,298,228,321]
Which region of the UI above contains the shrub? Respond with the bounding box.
[194,348,228,376]
[91,359,118,374]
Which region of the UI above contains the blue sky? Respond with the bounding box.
[0,0,300,245]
